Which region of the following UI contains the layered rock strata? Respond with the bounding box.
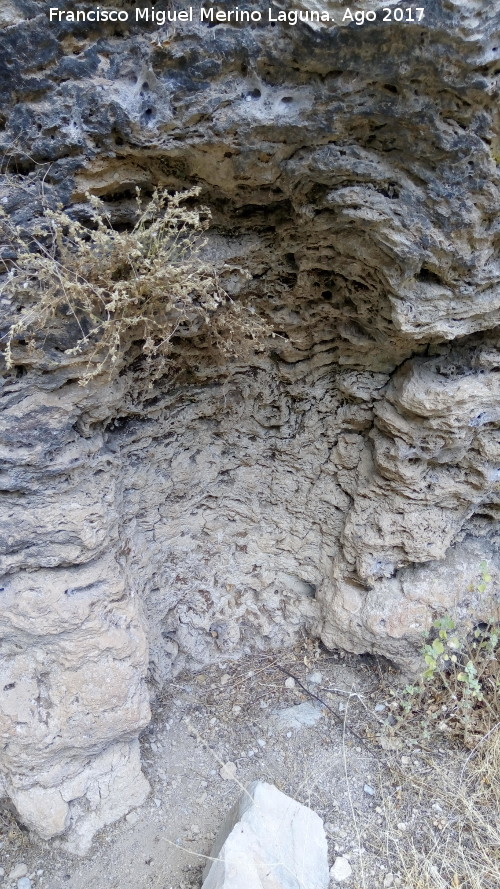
[0,0,499,850]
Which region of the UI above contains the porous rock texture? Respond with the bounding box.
[0,0,499,851]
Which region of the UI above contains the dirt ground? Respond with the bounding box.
[0,642,496,889]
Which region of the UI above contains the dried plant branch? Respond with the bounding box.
[0,186,271,389]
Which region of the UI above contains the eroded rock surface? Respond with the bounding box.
[0,0,499,850]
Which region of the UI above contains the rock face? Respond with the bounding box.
[0,0,499,849]
[201,780,329,889]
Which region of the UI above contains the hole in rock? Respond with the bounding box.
[416,267,444,285]
[284,251,298,269]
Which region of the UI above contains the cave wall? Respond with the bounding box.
[0,0,499,852]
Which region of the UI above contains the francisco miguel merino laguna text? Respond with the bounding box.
[48,7,335,26]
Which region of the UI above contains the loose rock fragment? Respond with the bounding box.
[308,671,323,685]
[9,865,28,880]
[330,856,352,882]
[202,780,329,889]
[269,702,324,731]
[219,761,237,781]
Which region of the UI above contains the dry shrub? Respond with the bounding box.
[0,186,270,387]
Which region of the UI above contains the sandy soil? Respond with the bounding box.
[0,643,445,889]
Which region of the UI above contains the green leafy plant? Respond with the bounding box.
[391,564,499,747]
[0,186,270,387]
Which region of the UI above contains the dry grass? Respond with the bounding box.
[369,725,500,889]
[0,801,28,847]
[373,601,499,889]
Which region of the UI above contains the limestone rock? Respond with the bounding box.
[60,741,151,856]
[8,865,28,880]
[330,857,352,882]
[10,785,69,840]
[7,740,150,855]
[269,703,324,731]
[202,781,329,889]
[0,0,499,848]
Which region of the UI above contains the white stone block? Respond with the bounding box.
[202,780,329,889]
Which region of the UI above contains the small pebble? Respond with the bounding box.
[18,879,31,889]
[397,822,407,831]
[232,705,241,715]
[9,866,28,880]
[363,784,375,796]
[308,671,322,684]
[257,738,266,748]
[220,761,237,780]
[330,856,352,882]
[284,677,295,689]
[374,703,386,713]
[383,874,394,888]
[126,810,140,825]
